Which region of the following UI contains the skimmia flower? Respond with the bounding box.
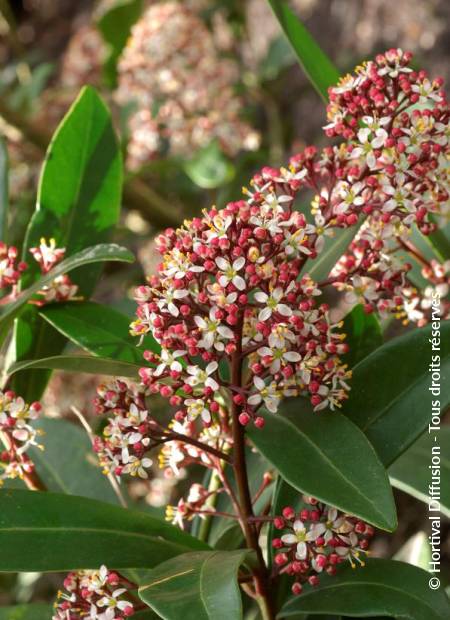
[115,2,259,169]
[272,496,374,595]
[30,238,79,304]
[0,390,42,486]
[53,565,135,619]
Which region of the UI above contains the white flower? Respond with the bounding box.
[281,519,317,560]
[335,181,365,214]
[185,399,211,424]
[352,127,387,169]
[194,307,234,351]
[204,214,232,242]
[215,256,246,290]
[257,344,301,374]
[382,182,414,213]
[122,455,153,478]
[345,276,379,305]
[163,248,204,279]
[255,287,292,321]
[247,376,281,413]
[411,79,442,104]
[309,507,346,543]
[157,287,188,316]
[154,349,186,376]
[186,361,219,390]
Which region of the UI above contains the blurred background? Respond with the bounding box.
[0,0,448,609]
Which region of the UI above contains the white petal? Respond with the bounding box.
[233,256,245,271]
[215,257,230,270]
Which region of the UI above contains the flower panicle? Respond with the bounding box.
[53,565,135,620]
[0,390,43,486]
[272,496,374,595]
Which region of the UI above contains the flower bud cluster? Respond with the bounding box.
[272,496,374,595]
[53,565,135,620]
[0,242,27,292]
[93,379,154,479]
[116,2,258,169]
[29,238,78,304]
[0,390,42,486]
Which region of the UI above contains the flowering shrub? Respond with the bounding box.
[0,2,448,620]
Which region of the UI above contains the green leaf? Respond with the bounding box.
[307,221,364,283]
[427,217,450,263]
[97,0,144,87]
[183,141,235,190]
[14,85,123,400]
[341,305,383,368]
[394,532,431,571]
[248,400,397,531]
[0,244,133,347]
[342,322,450,466]
[39,300,159,363]
[0,604,53,620]
[29,418,119,503]
[389,428,450,517]
[267,0,340,100]
[0,489,208,572]
[279,559,450,619]
[0,136,8,242]
[139,550,251,620]
[8,354,140,378]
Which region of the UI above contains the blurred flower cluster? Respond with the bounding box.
[116,1,259,169]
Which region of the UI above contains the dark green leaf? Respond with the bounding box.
[248,400,397,531]
[39,300,159,363]
[183,141,235,189]
[0,244,134,347]
[341,305,382,368]
[14,85,123,400]
[8,354,140,378]
[0,136,8,242]
[0,489,208,571]
[0,604,52,620]
[29,418,119,504]
[139,550,251,620]
[427,217,450,263]
[342,322,450,466]
[389,428,450,517]
[279,559,449,619]
[267,0,340,100]
[307,221,364,283]
[97,0,144,87]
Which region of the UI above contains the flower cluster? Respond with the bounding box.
[29,238,78,304]
[60,24,105,89]
[115,2,259,169]
[0,390,42,486]
[0,242,27,294]
[272,496,374,595]
[92,379,154,479]
[132,187,353,425]
[323,48,449,322]
[53,565,135,620]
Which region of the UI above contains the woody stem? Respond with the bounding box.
[231,312,275,620]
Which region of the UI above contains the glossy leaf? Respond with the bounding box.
[0,489,208,571]
[0,604,52,620]
[0,136,8,242]
[39,300,159,363]
[389,428,450,517]
[0,244,134,346]
[279,559,450,619]
[139,550,251,620]
[394,532,432,571]
[14,86,123,400]
[342,322,450,466]
[29,418,118,504]
[248,400,397,531]
[97,0,144,87]
[8,354,140,378]
[341,305,383,368]
[307,220,363,283]
[267,0,340,100]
